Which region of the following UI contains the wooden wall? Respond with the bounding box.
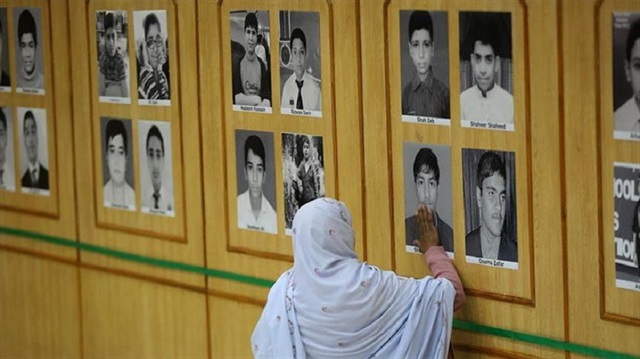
[0,0,638,358]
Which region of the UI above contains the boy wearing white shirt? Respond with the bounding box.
[281,28,321,112]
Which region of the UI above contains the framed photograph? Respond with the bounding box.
[14,7,44,95]
[0,107,15,191]
[613,162,640,291]
[462,148,518,269]
[459,11,514,131]
[0,8,11,92]
[230,10,272,114]
[400,10,450,125]
[96,10,131,104]
[279,11,322,117]
[235,129,277,234]
[282,132,325,234]
[18,107,49,196]
[612,12,640,141]
[139,120,174,216]
[403,142,453,257]
[100,117,135,210]
[134,10,170,106]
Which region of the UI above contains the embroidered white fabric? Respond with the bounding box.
[252,197,455,358]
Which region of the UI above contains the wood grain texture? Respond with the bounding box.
[360,0,395,270]
[361,0,564,356]
[454,342,541,359]
[0,250,82,358]
[201,0,364,299]
[563,0,640,356]
[0,0,77,260]
[209,295,264,358]
[594,0,640,326]
[71,0,206,287]
[80,268,209,358]
[0,0,637,358]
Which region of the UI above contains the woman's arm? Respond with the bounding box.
[414,205,466,311]
[424,246,466,311]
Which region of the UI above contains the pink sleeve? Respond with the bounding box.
[424,246,466,311]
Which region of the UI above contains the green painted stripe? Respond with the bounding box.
[453,320,639,359]
[0,227,275,288]
[1,226,638,359]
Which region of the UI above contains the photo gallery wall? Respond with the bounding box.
[1,4,636,290]
[611,12,640,292]
[230,9,326,239]
[0,6,54,204]
[229,8,524,271]
[93,8,177,220]
[397,9,521,271]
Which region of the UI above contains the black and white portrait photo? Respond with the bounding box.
[400,10,450,125]
[236,130,277,234]
[612,12,640,141]
[0,107,15,191]
[139,120,174,216]
[101,117,135,211]
[134,10,170,106]
[459,12,514,131]
[462,148,518,269]
[282,132,325,233]
[0,8,11,92]
[279,11,322,117]
[18,107,48,195]
[403,142,453,256]
[230,10,272,113]
[14,7,44,95]
[613,162,640,291]
[96,10,130,104]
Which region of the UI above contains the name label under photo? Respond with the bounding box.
[614,131,640,141]
[402,115,450,126]
[406,245,454,259]
[616,279,640,292]
[462,120,514,132]
[142,207,175,217]
[21,188,50,196]
[234,105,273,114]
[467,255,519,270]
[105,202,136,211]
[17,87,44,96]
[139,99,171,107]
[100,96,131,105]
[282,108,322,118]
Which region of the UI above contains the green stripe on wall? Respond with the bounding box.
[0,226,638,359]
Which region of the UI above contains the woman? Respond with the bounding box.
[252,198,465,358]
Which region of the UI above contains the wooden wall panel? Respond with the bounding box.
[563,0,640,357]
[200,0,363,300]
[80,268,209,358]
[362,0,565,357]
[0,0,77,260]
[0,250,81,358]
[360,0,394,270]
[209,296,263,358]
[70,0,205,287]
[0,1,637,358]
[451,331,561,359]
[197,0,290,289]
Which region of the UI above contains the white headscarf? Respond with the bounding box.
[252,198,455,358]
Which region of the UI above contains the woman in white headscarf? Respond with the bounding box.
[252,197,465,358]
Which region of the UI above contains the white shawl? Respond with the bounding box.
[252,198,455,358]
